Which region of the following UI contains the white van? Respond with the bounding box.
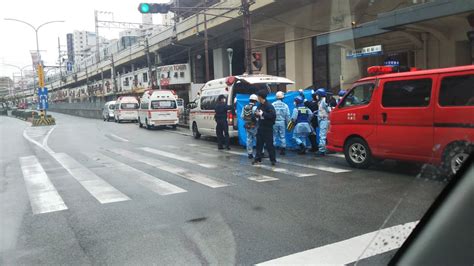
[114,96,139,123]
[188,74,294,139]
[102,100,116,121]
[138,90,179,129]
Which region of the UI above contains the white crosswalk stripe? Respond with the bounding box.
[52,153,131,204]
[247,175,279,182]
[19,156,68,214]
[140,147,217,169]
[252,164,315,177]
[85,152,187,195]
[109,148,230,188]
[224,150,351,173]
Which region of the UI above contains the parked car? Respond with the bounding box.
[188,74,294,139]
[102,101,116,121]
[114,96,139,123]
[138,90,178,129]
[327,65,474,176]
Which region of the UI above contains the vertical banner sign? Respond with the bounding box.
[37,64,45,88]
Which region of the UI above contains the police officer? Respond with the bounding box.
[305,90,319,152]
[241,94,259,159]
[315,88,330,156]
[214,94,232,150]
[291,96,313,155]
[272,91,290,155]
[253,90,277,165]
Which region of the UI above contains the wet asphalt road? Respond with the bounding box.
[0,113,447,264]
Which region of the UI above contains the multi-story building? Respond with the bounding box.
[0,77,13,97]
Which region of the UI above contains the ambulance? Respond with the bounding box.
[114,96,139,123]
[327,65,473,176]
[188,74,294,139]
[138,90,179,129]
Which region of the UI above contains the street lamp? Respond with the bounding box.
[226,48,233,76]
[5,18,64,112]
[4,18,65,65]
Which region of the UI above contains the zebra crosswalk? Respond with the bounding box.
[15,144,352,216]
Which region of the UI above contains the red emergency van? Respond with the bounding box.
[327,65,473,176]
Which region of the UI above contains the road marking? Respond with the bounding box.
[109,133,129,142]
[19,156,67,214]
[109,148,230,188]
[327,153,345,159]
[140,147,217,169]
[85,152,186,195]
[52,153,130,204]
[42,126,56,154]
[247,175,279,182]
[252,164,315,177]
[186,144,200,147]
[258,221,418,265]
[224,149,350,173]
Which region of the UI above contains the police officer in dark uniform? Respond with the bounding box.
[253,90,277,165]
[305,91,319,152]
[214,94,232,150]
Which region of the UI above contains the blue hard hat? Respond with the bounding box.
[294,96,304,104]
[338,90,347,97]
[316,88,326,97]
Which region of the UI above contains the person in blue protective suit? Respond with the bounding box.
[241,94,259,159]
[315,88,330,156]
[291,96,313,155]
[338,90,347,104]
[272,91,290,155]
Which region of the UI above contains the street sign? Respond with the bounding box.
[346,45,383,59]
[37,64,45,88]
[37,87,48,110]
[67,61,73,72]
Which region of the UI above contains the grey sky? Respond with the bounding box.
[0,0,167,78]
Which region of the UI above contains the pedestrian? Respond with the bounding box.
[291,96,313,155]
[337,90,347,104]
[305,90,319,152]
[315,88,330,156]
[241,94,259,159]
[252,89,277,165]
[272,91,290,155]
[214,94,232,150]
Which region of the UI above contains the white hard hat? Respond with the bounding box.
[276,91,284,99]
[249,94,258,101]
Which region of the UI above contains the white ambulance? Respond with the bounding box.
[138,90,179,129]
[114,96,139,123]
[188,74,294,139]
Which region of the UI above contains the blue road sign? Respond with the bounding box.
[37,87,49,110]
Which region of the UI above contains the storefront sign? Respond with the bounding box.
[346,45,383,59]
[157,63,190,86]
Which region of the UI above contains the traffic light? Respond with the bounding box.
[138,3,171,14]
[252,52,262,71]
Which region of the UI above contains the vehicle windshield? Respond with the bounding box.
[1,0,471,265]
[151,100,177,109]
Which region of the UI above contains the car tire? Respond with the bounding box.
[344,137,372,169]
[192,122,201,139]
[145,118,152,130]
[441,142,472,177]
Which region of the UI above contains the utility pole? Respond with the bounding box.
[203,0,210,81]
[241,0,252,74]
[145,38,152,88]
[58,37,62,87]
[95,10,100,63]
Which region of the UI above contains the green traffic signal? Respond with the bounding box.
[139,3,150,13]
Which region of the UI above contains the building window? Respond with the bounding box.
[266,44,285,77]
[382,79,432,107]
[142,73,148,83]
[312,41,341,91]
